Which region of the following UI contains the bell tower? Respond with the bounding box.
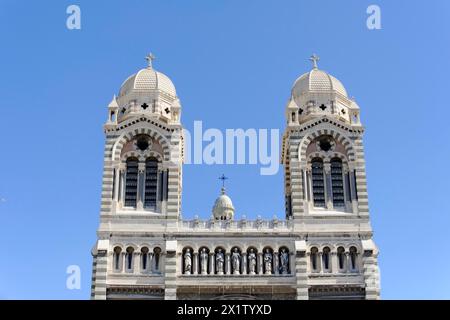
[281,55,380,299]
[91,54,184,299]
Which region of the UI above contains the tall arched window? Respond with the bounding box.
[124,158,139,207]
[337,246,345,270]
[144,158,158,209]
[310,247,319,272]
[331,158,345,207]
[141,247,149,271]
[113,246,122,271]
[322,247,331,271]
[349,246,358,271]
[311,158,325,207]
[125,247,134,271]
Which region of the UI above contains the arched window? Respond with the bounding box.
[311,158,325,207]
[141,247,149,271]
[153,247,161,271]
[144,158,158,209]
[310,247,319,271]
[113,246,122,271]
[124,158,139,207]
[322,247,331,271]
[349,246,358,271]
[125,247,134,270]
[331,158,345,207]
[337,246,345,270]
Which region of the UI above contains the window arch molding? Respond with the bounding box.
[120,150,164,164]
[112,127,171,163]
[298,129,356,167]
[306,152,349,166]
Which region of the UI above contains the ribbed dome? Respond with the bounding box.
[212,188,235,220]
[292,68,347,98]
[119,67,176,98]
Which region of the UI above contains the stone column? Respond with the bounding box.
[241,254,247,275]
[349,168,358,213]
[273,252,279,275]
[133,252,140,273]
[148,253,153,273]
[257,252,263,275]
[345,252,350,273]
[324,163,333,209]
[225,253,231,275]
[318,252,323,273]
[118,167,125,207]
[343,168,350,211]
[331,251,338,273]
[209,252,215,275]
[121,252,126,272]
[193,252,199,275]
[137,163,145,210]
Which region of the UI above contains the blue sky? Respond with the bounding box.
[0,0,449,299]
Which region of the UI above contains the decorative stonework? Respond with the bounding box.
[91,56,380,301]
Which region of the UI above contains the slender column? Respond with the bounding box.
[345,252,350,273]
[118,167,125,207]
[241,254,247,274]
[192,252,199,275]
[225,253,231,275]
[273,252,279,275]
[343,168,350,211]
[349,169,358,213]
[137,163,145,210]
[318,252,323,273]
[209,252,215,275]
[147,253,153,273]
[121,252,126,272]
[257,252,263,275]
[324,163,333,209]
[331,252,338,273]
[133,252,140,273]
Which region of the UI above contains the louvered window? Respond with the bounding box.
[124,158,138,207]
[331,158,345,207]
[311,158,325,207]
[144,158,158,209]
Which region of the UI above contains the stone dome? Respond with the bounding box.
[292,68,347,98]
[212,188,235,220]
[119,66,177,98]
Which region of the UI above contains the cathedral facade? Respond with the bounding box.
[90,54,381,300]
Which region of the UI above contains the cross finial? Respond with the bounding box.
[145,53,156,68]
[218,174,228,189]
[309,54,320,69]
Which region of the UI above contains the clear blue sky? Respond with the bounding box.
[0,0,449,299]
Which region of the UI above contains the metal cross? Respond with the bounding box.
[145,53,156,68]
[309,54,320,69]
[218,174,228,188]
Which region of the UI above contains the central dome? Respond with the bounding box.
[119,67,176,98]
[212,188,235,220]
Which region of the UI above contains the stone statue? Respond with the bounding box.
[184,248,192,275]
[200,248,208,275]
[264,248,273,274]
[231,248,241,274]
[215,249,224,275]
[280,248,289,274]
[248,248,257,275]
